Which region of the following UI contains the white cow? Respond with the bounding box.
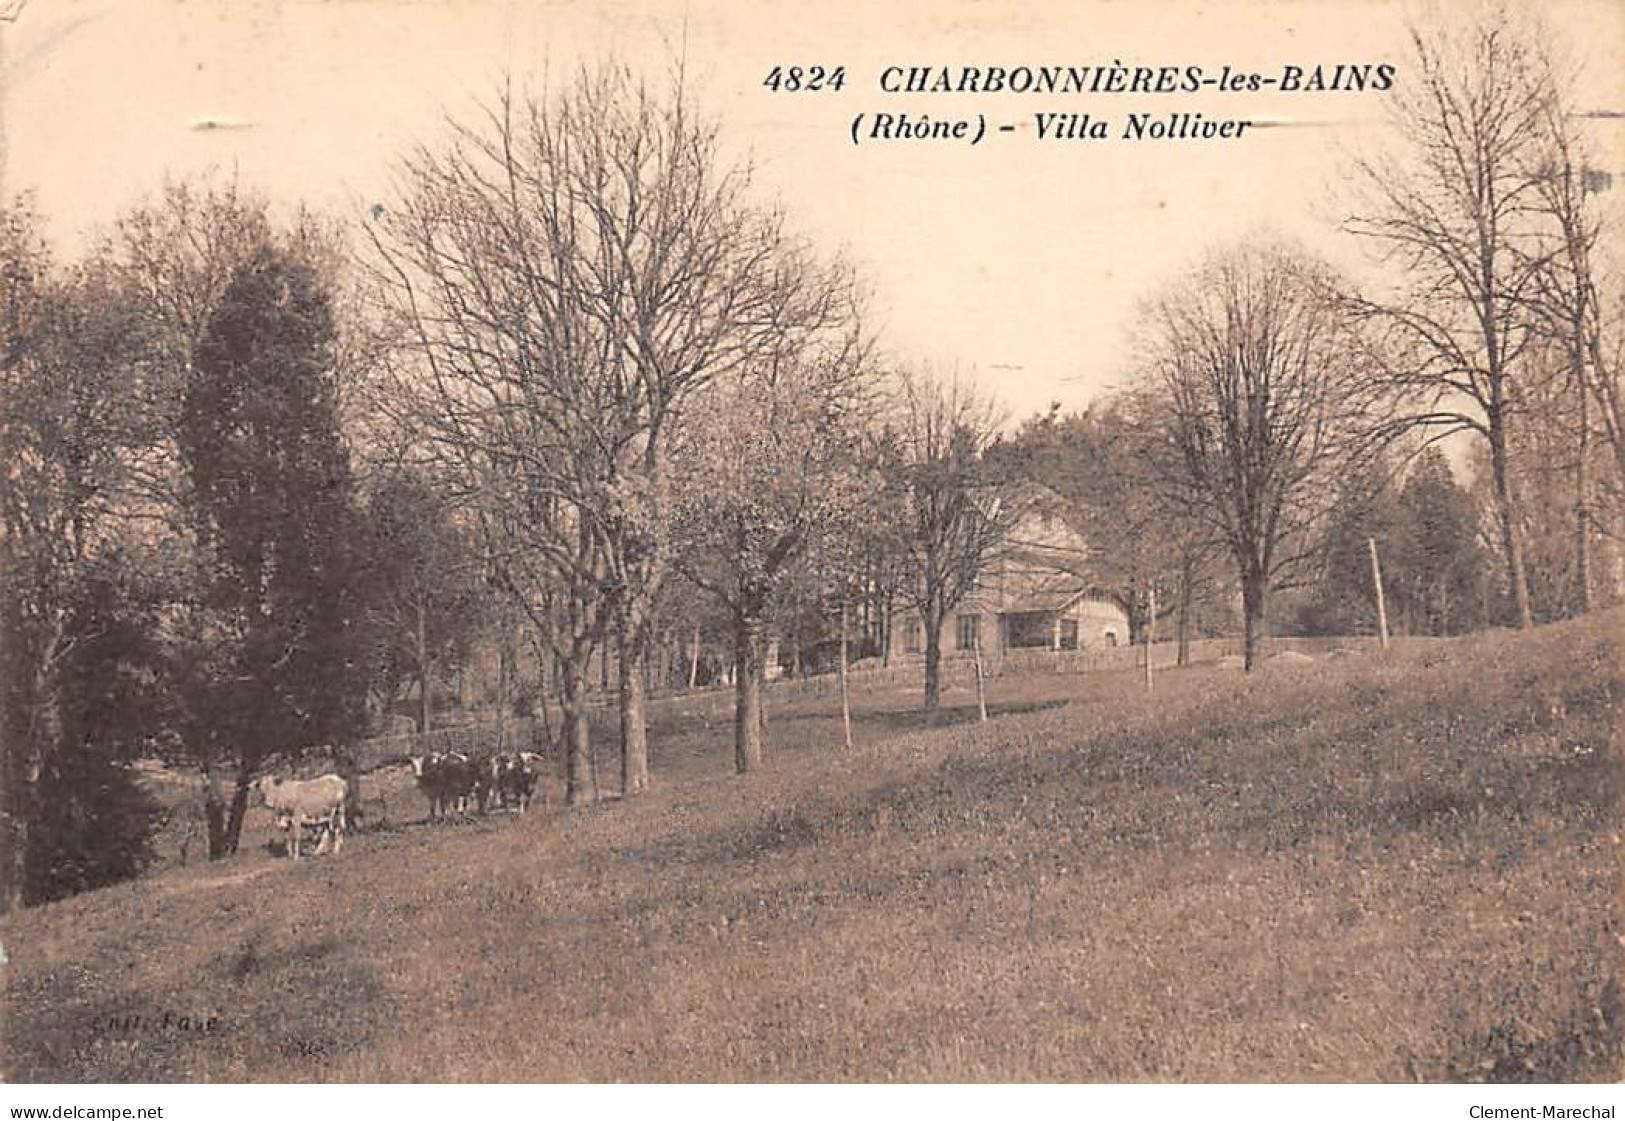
[254,774,348,859]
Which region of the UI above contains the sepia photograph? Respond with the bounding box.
[0,0,1622,1098]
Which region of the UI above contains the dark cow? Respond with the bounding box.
[460,752,493,813]
[489,753,539,813]
[410,752,485,820]
[408,754,444,819]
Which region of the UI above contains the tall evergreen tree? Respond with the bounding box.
[1299,449,1489,637]
[1394,449,1489,635]
[176,244,366,854]
[1297,458,1404,637]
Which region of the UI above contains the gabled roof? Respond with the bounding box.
[992,587,1094,615]
[967,483,1104,613]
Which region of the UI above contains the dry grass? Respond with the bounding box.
[2,617,1620,1082]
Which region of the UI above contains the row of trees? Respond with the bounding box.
[999,6,1621,670]
[0,71,1022,906]
[362,69,1023,799]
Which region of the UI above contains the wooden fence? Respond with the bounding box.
[746,632,1442,699]
[346,716,550,775]
[345,632,1442,771]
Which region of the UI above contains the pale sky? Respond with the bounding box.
[3,0,1622,422]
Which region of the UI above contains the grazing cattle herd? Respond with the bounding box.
[409,751,545,819]
[252,749,548,860]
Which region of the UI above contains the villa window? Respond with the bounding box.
[903,619,922,655]
[956,613,981,651]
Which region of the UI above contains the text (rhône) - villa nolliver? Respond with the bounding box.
[863,110,1254,142]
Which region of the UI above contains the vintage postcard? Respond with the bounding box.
[0,0,1621,1105]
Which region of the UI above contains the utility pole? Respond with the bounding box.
[838,599,853,749]
[972,625,988,723]
[1575,347,1591,615]
[1565,159,1596,617]
[1368,537,1390,650]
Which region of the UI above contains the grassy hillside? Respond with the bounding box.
[3,618,1620,1082]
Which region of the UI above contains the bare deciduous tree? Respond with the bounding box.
[1134,238,1381,671]
[672,254,870,772]
[1341,8,1561,628]
[1522,75,1618,615]
[893,370,1018,711]
[368,65,800,802]
[1,198,156,907]
[1587,285,1625,527]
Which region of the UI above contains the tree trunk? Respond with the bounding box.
[0,720,28,910]
[416,598,432,733]
[1574,341,1591,617]
[1585,322,1625,494]
[561,655,596,807]
[536,684,554,756]
[0,615,31,909]
[531,635,557,760]
[790,590,802,679]
[734,609,765,773]
[223,769,254,855]
[1241,569,1267,672]
[645,629,656,696]
[881,600,893,667]
[204,766,227,861]
[496,625,512,751]
[972,630,988,722]
[1123,583,1147,648]
[759,650,770,739]
[922,595,945,712]
[859,579,872,654]
[1368,537,1391,649]
[2,814,24,913]
[11,621,71,905]
[618,632,650,797]
[1176,563,1192,668]
[688,622,701,690]
[1144,586,1155,694]
[1487,417,1534,628]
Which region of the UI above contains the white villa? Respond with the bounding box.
[898,487,1129,657]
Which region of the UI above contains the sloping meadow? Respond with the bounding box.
[2,617,1619,1081]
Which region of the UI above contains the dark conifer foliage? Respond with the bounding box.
[19,559,166,903]
[176,245,368,853]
